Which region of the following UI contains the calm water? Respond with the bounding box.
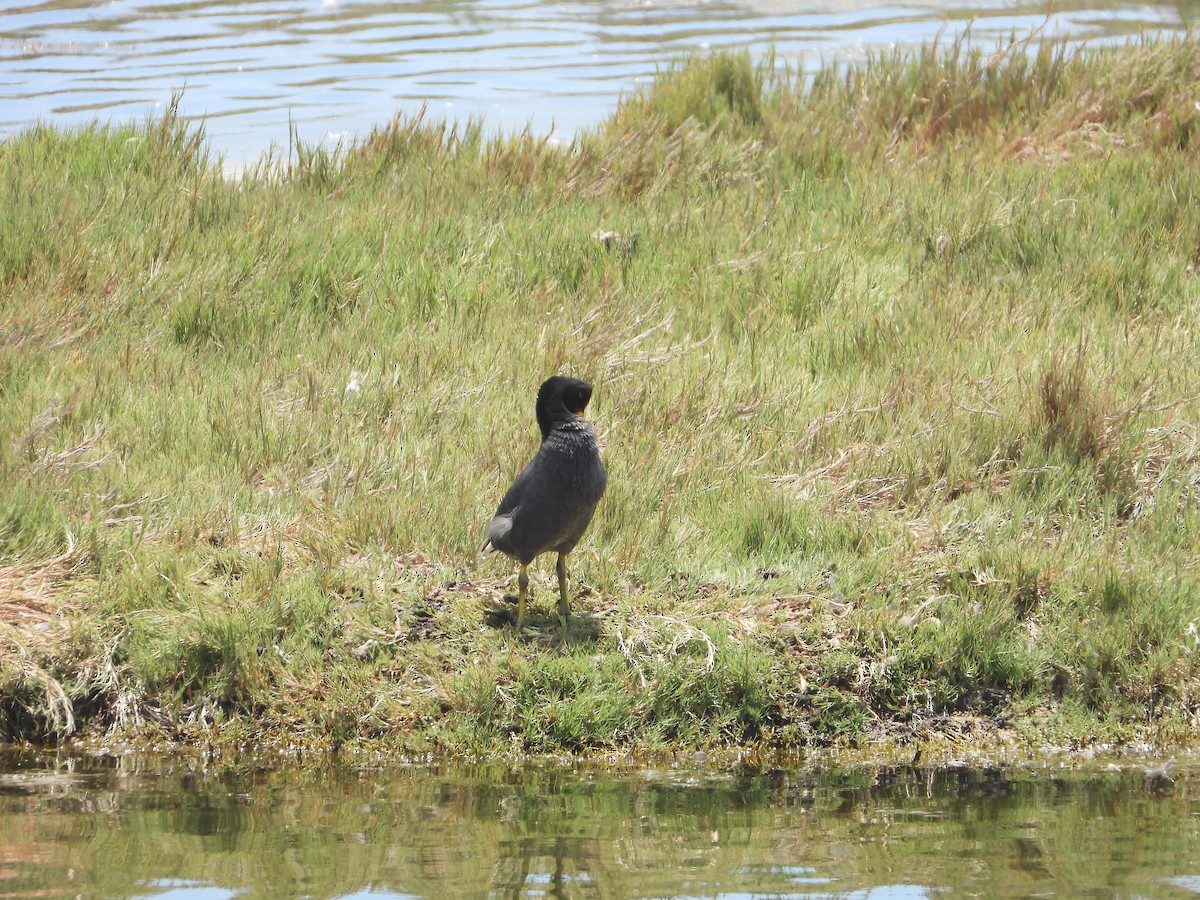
[1,751,1199,898]
[0,0,1193,166]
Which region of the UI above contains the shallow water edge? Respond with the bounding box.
[3,744,1199,899]
[20,726,1197,779]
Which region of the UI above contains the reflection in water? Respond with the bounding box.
[0,0,1188,164]
[0,752,1199,897]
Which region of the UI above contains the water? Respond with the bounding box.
[0,0,1191,167]
[1,751,1199,898]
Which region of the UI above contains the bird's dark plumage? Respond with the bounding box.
[483,376,607,629]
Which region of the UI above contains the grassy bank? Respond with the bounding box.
[3,32,1200,758]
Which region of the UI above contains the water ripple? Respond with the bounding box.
[0,0,1188,163]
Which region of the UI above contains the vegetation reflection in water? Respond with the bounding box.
[1,753,1199,897]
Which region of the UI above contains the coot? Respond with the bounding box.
[483,376,607,629]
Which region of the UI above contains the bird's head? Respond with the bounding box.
[536,375,593,437]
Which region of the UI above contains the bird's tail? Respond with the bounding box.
[481,513,513,553]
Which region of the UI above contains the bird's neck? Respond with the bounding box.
[543,419,595,448]
[538,413,579,441]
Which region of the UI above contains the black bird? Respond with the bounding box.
[483,376,607,629]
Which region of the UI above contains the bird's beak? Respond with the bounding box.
[572,407,586,416]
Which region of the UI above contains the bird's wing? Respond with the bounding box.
[493,455,538,517]
[482,453,539,552]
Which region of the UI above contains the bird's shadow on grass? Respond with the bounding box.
[483,594,603,644]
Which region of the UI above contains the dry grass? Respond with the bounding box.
[0,550,77,629]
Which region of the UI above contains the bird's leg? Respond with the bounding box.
[516,564,530,628]
[555,554,571,628]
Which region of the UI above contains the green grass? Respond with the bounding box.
[3,34,1200,757]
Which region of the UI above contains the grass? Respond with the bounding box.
[3,32,1200,758]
